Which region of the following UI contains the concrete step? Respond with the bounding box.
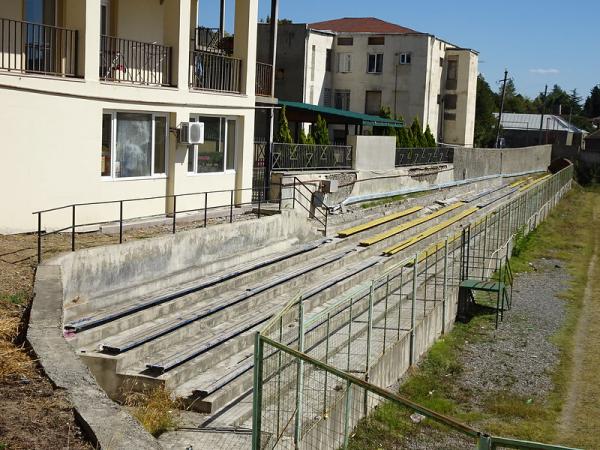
[65,237,329,329]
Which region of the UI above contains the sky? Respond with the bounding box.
[199,0,600,101]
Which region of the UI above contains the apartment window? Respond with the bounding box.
[439,57,444,67]
[187,116,237,173]
[324,88,332,107]
[444,112,456,121]
[334,90,351,110]
[446,59,458,90]
[367,53,383,74]
[25,0,56,25]
[326,49,332,72]
[445,94,458,110]
[100,0,111,35]
[337,53,352,73]
[399,52,411,65]
[337,37,353,46]
[101,111,168,179]
[365,90,382,115]
[310,45,316,82]
[368,36,385,46]
[310,85,315,104]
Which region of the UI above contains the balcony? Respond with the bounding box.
[100,35,172,87]
[255,62,273,97]
[0,18,78,77]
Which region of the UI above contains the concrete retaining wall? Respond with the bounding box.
[349,135,397,171]
[453,145,552,180]
[56,211,319,305]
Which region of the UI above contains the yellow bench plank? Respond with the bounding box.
[337,206,423,238]
[509,177,531,188]
[359,202,464,247]
[518,174,551,192]
[384,207,479,256]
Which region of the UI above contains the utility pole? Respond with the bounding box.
[538,84,548,145]
[495,69,508,148]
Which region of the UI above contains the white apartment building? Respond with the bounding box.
[258,17,478,147]
[0,0,275,233]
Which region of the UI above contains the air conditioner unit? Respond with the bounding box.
[180,122,204,145]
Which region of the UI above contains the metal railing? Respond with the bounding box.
[290,177,329,232]
[253,166,576,450]
[272,143,353,171]
[395,146,454,167]
[33,186,283,263]
[0,17,78,77]
[100,35,172,86]
[194,26,232,54]
[256,62,273,96]
[190,49,242,93]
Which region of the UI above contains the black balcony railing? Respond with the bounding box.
[256,62,272,97]
[272,143,353,171]
[0,18,78,77]
[100,35,172,86]
[194,26,233,54]
[190,50,242,94]
[395,147,454,167]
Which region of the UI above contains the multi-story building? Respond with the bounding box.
[258,17,478,147]
[0,0,277,233]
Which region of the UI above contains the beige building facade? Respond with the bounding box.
[0,0,262,233]
[258,18,478,147]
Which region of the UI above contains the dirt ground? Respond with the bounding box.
[0,211,260,449]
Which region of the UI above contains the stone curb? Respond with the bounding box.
[27,264,161,450]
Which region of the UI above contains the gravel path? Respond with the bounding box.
[401,258,569,450]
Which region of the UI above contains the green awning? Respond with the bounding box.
[278,100,404,128]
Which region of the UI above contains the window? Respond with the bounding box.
[334,90,351,110]
[365,90,382,115]
[444,112,456,121]
[337,53,352,73]
[399,52,411,65]
[337,37,353,46]
[324,88,332,107]
[326,49,332,72]
[187,116,237,174]
[25,0,56,25]
[367,53,383,74]
[100,0,111,35]
[446,59,458,90]
[101,111,168,179]
[310,85,315,104]
[439,57,444,67]
[445,94,457,110]
[368,36,385,46]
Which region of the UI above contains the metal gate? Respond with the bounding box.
[253,141,269,201]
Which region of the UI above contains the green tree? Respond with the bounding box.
[299,128,315,145]
[276,106,293,143]
[474,74,498,148]
[312,114,331,145]
[410,117,427,147]
[423,124,436,147]
[374,106,397,137]
[502,79,534,113]
[584,85,600,118]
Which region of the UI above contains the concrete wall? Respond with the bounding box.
[453,145,552,180]
[0,0,259,233]
[55,210,318,305]
[349,135,396,170]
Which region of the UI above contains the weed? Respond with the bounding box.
[123,385,180,437]
[0,292,27,306]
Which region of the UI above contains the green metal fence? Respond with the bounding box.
[253,166,577,450]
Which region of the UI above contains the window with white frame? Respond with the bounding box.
[101,111,168,179]
[187,115,237,174]
[337,53,352,73]
[367,53,383,74]
[399,52,411,65]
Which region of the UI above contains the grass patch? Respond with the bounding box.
[347,183,600,448]
[123,386,180,437]
[359,191,429,209]
[0,292,27,306]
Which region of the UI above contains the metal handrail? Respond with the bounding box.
[395,146,454,167]
[256,61,273,96]
[272,143,353,171]
[33,185,283,263]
